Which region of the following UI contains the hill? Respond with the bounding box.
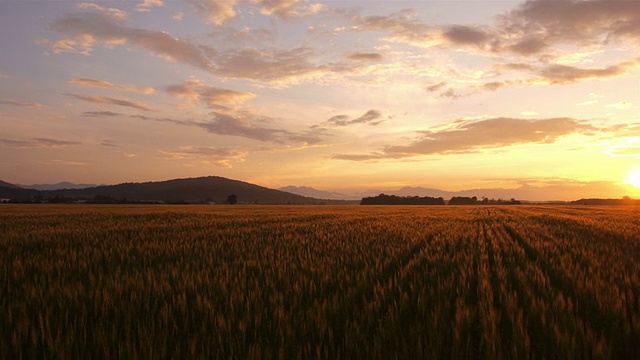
[0,180,41,199]
[42,176,335,204]
[18,182,99,191]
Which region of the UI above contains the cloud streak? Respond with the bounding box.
[66,93,156,111]
[46,12,359,86]
[166,79,255,107]
[48,13,216,71]
[334,117,597,160]
[159,146,247,167]
[0,99,43,108]
[69,78,154,94]
[0,137,81,148]
[316,110,384,128]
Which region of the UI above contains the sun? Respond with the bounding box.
[624,170,640,188]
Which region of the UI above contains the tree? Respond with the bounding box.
[226,194,238,205]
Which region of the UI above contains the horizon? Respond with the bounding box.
[4,175,640,202]
[2,1,640,200]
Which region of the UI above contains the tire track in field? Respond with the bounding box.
[320,234,432,357]
[502,222,619,355]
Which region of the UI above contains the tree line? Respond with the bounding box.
[361,194,522,205]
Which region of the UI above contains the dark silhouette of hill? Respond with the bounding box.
[0,180,21,189]
[42,176,337,204]
[0,180,41,199]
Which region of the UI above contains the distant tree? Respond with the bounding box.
[226,194,238,205]
[449,196,478,205]
[361,193,444,205]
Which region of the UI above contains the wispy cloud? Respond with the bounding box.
[0,99,43,108]
[334,117,597,161]
[538,60,639,84]
[159,146,247,167]
[137,0,164,12]
[76,3,128,20]
[199,111,323,144]
[66,93,156,111]
[259,0,304,18]
[130,112,324,145]
[83,111,124,117]
[346,52,385,61]
[188,0,238,26]
[69,78,154,94]
[46,13,357,86]
[188,0,305,25]
[0,137,81,148]
[48,13,216,71]
[316,110,385,128]
[166,79,255,107]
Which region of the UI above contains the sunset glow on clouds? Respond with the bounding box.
[1,0,639,199]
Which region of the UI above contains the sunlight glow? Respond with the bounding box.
[624,170,640,188]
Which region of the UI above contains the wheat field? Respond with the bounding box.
[1,204,639,358]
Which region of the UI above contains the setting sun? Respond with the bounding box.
[625,170,640,188]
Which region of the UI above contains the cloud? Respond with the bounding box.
[605,146,640,157]
[334,117,597,160]
[48,159,86,166]
[317,110,384,128]
[0,99,43,108]
[507,0,640,46]
[48,13,216,71]
[188,0,307,25]
[66,93,156,111]
[166,79,255,107]
[46,13,356,86]
[354,9,438,48]
[260,0,303,18]
[0,137,81,148]
[538,60,639,84]
[159,146,247,167]
[209,26,275,47]
[606,101,633,110]
[83,111,123,117]
[212,46,357,84]
[443,25,491,47]
[100,140,118,147]
[346,52,385,61]
[137,0,164,12]
[129,112,324,145]
[425,82,447,93]
[76,3,128,20]
[188,0,238,26]
[198,111,323,144]
[69,78,154,94]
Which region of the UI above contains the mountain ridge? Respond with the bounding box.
[0,176,347,204]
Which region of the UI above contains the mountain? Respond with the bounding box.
[18,182,99,191]
[279,186,350,200]
[44,176,335,204]
[0,180,21,189]
[0,180,41,199]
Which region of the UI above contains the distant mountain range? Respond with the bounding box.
[278,186,349,200]
[17,182,100,191]
[281,185,528,201]
[0,177,348,204]
[1,177,634,203]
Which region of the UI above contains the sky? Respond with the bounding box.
[1,0,639,200]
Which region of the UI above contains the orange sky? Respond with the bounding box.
[1,0,639,200]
